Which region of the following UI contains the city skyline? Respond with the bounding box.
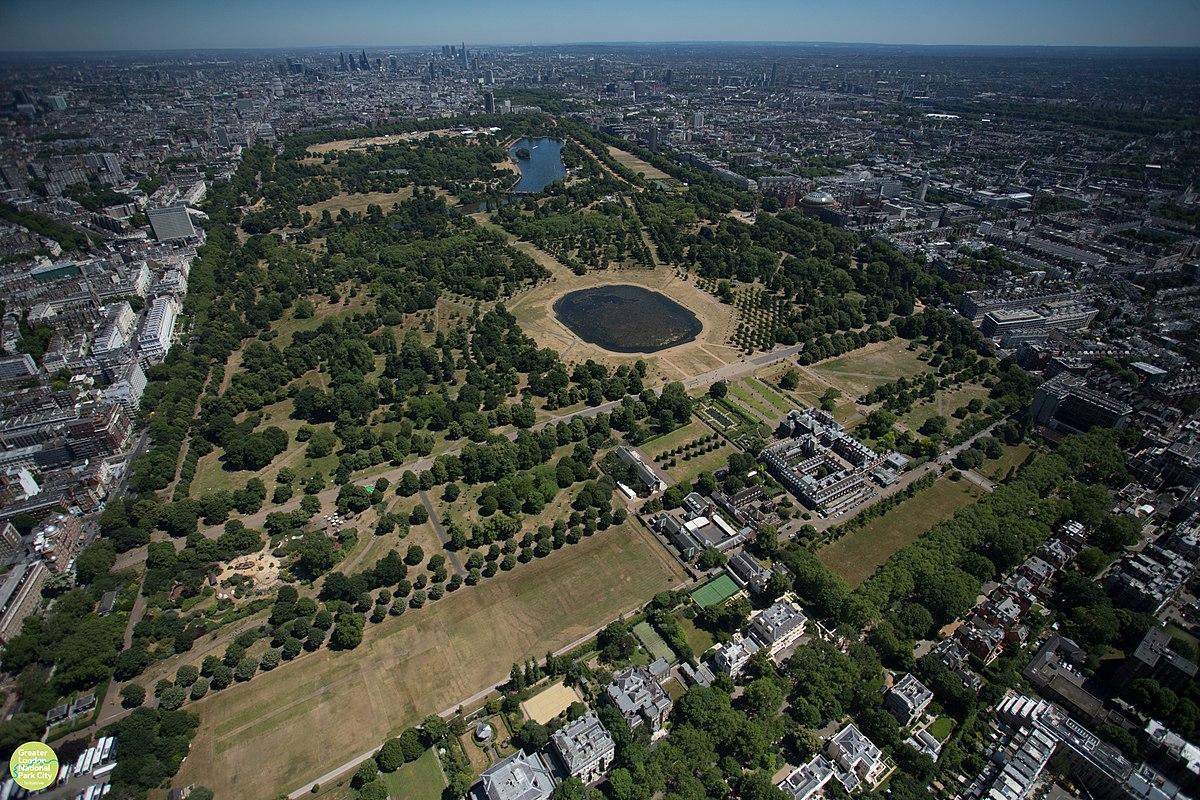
[2,0,1200,52]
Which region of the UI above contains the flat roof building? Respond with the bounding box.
[147,204,198,241]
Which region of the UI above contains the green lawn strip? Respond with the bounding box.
[382,747,446,800]
[816,478,982,588]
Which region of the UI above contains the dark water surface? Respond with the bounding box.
[509,137,566,193]
[553,285,702,353]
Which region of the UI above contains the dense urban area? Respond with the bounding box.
[0,39,1198,800]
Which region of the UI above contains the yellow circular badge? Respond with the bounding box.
[9,741,59,791]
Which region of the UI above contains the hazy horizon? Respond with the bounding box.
[1,0,1199,53]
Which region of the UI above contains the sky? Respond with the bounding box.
[1,0,1199,52]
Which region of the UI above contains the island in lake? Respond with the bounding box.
[508,137,565,193]
[553,285,702,353]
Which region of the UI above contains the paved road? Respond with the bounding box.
[959,468,997,493]
[419,489,465,576]
[793,419,1005,539]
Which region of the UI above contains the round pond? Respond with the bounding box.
[552,285,702,353]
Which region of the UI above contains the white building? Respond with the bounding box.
[778,755,836,800]
[478,750,554,800]
[885,673,934,728]
[749,596,807,657]
[826,723,888,793]
[137,295,179,363]
[712,631,761,678]
[550,711,615,785]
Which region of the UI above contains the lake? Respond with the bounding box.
[510,137,566,193]
[553,285,702,353]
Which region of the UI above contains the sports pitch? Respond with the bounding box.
[690,574,740,608]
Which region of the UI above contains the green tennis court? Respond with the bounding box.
[690,574,740,608]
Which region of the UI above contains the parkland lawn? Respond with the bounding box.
[175,519,685,799]
[816,476,983,587]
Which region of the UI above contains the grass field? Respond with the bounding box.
[190,398,337,498]
[605,146,674,182]
[300,189,415,219]
[806,339,930,401]
[690,574,740,608]
[927,716,954,742]
[633,620,676,663]
[175,519,685,799]
[726,380,780,424]
[641,419,714,460]
[982,443,1035,481]
[663,441,736,485]
[676,613,715,656]
[760,365,858,424]
[817,477,983,587]
[897,383,991,435]
[382,747,446,800]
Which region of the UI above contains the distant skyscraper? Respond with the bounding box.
[428,61,436,81]
[359,50,369,70]
[389,55,398,72]
[770,62,779,86]
[339,52,347,71]
[483,91,495,113]
[646,125,660,151]
[663,69,673,85]
[461,42,469,68]
[692,112,704,129]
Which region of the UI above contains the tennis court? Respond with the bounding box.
[690,574,740,608]
[633,621,676,663]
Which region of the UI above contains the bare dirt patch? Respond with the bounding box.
[520,681,581,724]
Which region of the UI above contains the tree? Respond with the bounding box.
[353,759,380,788]
[295,531,338,578]
[398,728,425,761]
[516,720,550,751]
[709,381,728,399]
[421,714,449,746]
[331,613,365,650]
[175,664,199,686]
[863,409,896,439]
[235,656,258,682]
[210,664,234,690]
[552,778,590,800]
[376,738,405,772]
[780,368,800,390]
[158,685,186,710]
[121,683,146,708]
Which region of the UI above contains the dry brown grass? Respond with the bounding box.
[497,222,741,383]
[174,520,685,800]
[300,189,415,219]
[606,146,673,181]
[304,130,456,155]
